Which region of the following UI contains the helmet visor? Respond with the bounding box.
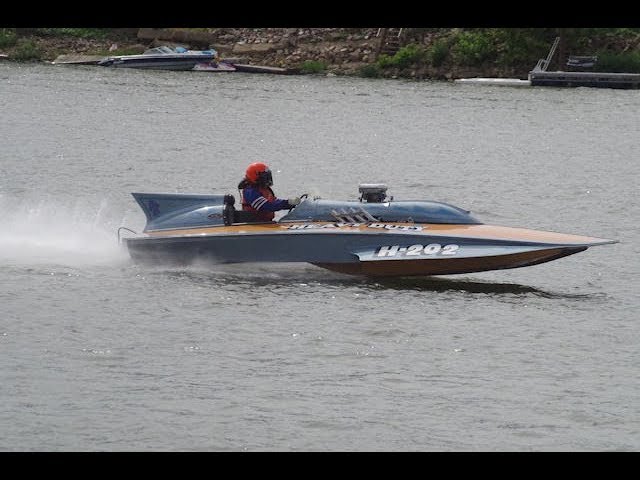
[257,169,273,186]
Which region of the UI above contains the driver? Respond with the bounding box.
[237,162,300,222]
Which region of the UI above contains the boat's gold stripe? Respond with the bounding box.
[146,222,613,245]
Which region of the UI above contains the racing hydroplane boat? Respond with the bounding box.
[119,184,617,277]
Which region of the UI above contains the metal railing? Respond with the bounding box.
[533,36,560,72]
[376,28,403,38]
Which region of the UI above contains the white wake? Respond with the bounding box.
[0,195,132,267]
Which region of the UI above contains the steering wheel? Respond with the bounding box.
[288,193,309,211]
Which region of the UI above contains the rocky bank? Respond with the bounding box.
[3,28,562,79]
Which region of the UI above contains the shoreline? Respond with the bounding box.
[4,28,638,81]
[0,28,527,81]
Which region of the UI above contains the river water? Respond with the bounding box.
[0,62,638,451]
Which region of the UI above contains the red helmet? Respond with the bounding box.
[245,162,273,185]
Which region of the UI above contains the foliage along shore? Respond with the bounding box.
[2,28,640,80]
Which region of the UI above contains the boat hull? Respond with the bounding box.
[122,222,615,276]
[103,58,208,70]
[98,52,217,71]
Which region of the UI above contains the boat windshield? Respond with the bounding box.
[143,46,176,55]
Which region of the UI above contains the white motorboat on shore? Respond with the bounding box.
[97,46,218,71]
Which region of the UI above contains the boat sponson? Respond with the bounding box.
[314,246,588,276]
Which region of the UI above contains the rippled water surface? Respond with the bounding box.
[1,63,638,451]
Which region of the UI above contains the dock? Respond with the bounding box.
[454,77,531,87]
[528,70,640,89]
[232,64,296,75]
[528,36,640,89]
